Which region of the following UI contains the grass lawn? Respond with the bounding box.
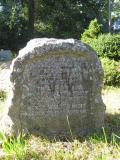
[0,87,119,160]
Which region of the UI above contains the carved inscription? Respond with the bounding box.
[21,57,98,117]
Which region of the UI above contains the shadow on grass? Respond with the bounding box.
[30,113,120,144]
[53,112,120,143]
[86,112,120,144]
[104,112,120,137]
[105,113,120,133]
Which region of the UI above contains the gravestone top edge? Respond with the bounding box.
[17,38,97,60]
[10,38,100,82]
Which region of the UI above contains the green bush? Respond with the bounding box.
[81,19,101,44]
[81,19,120,60]
[100,58,120,86]
[89,34,120,60]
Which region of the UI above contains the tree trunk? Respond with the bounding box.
[28,0,34,39]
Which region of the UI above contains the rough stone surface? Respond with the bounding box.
[6,38,105,137]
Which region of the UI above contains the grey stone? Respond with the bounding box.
[4,38,105,137]
[0,50,12,61]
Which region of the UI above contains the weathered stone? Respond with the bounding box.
[5,38,105,137]
[0,50,12,61]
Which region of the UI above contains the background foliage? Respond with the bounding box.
[81,19,120,86]
[100,58,120,86]
[0,0,120,87]
[89,34,120,60]
[81,19,101,44]
[0,0,109,51]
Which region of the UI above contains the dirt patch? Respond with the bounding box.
[102,88,120,114]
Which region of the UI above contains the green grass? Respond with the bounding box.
[0,133,27,160]
[102,85,120,94]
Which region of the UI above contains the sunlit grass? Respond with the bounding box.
[102,85,120,95]
[0,133,27,160]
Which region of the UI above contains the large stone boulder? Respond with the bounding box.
[5,38,105,137]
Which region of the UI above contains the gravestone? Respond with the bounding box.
[7,38,105,137]
[0,50,12,61]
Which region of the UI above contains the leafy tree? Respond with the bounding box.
[0,0,109,51]
[27,0,35,38]
[0,0,28,51]
[112,0,120,18]
[34,0,108,38]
